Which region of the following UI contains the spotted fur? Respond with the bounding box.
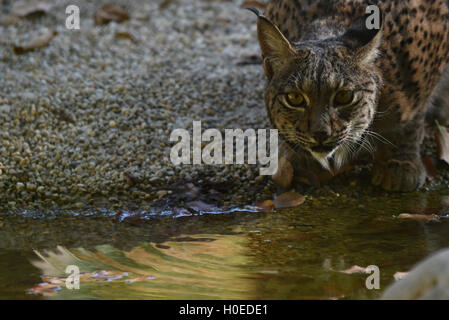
[256,0,449,191]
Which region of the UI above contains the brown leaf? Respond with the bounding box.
[0,15,19,26]
[339,265,370,274]
[398,213,440,223]
[94,4,130,25]
[159,0,175,9]
[255,200,275,213]
[273,192,305,209]
[393,271,408,281]
[435,121,449,165]
[13,29,57,55]
[11,0,53,17]
[115,31,137,42]
[240,0,267,9]
[272,157,293,189]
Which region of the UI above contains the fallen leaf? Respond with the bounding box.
[28,283,61,296]
[240,0,267,9]
[94,4,130,25]
[0,15,19,26]
[398,213,440,223]
[159,0,175,9]
[339,265,370,274]
[273,192,305,209]
[255,200,275,213]
[393,272,408,281]
[272,157,293,189]
[13,29,57,55]
[11,0,53,17]
[435,121,449,165]
[115,31,137,42]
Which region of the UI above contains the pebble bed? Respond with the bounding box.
[0,0,272,211]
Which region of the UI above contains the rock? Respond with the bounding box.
[382,249,449,300]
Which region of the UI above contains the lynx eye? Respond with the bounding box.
[285,92,306,108]
[334,90,354,106]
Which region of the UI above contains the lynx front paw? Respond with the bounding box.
[371,159,426,192]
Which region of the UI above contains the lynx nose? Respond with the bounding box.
[313,131,329,144]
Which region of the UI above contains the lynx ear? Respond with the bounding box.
[341,13,383,64]
[248,8,296,79]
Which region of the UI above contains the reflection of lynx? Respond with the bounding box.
[29,235,252,299]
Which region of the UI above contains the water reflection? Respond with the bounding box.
[30,235,252,299]
[0,186,448,299]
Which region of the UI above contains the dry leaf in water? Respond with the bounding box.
[13,29,57,55]
[11,0,53,17]
[255,200,275,213]
[240,1,267,9]
[273,192,305,209]
[94,4,130,25]
[435,121,449,165]
[339,265,370,274]
[272,157,293,189]
[393,272,409,281]
[398,213,440,223]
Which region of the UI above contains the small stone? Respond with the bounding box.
[156,190,168,199]
[16,182,25,191]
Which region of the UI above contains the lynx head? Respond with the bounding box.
[256,12,383,170]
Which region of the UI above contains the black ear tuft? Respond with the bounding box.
[341,11,383,63]
[342,12,383,48]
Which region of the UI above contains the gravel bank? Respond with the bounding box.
[0,0,272,212]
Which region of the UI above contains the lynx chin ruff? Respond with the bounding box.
[253,0,449,192]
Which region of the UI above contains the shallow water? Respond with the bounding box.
[1,184,449,300]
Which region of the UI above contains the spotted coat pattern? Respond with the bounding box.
[261,0,449,191]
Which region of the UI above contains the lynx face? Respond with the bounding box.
[256,13,383,170]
